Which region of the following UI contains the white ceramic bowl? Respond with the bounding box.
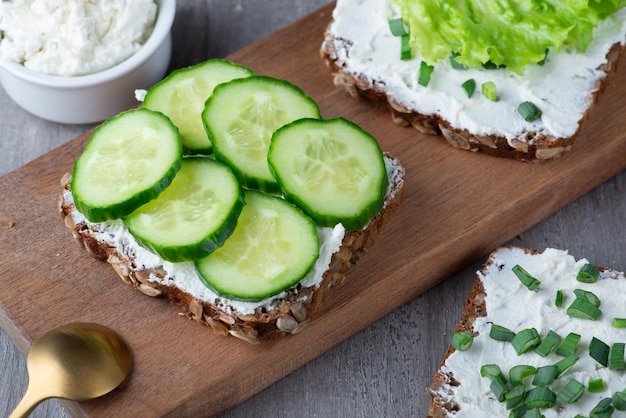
[0,0,176,124]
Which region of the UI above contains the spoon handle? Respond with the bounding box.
[9,385,45,418]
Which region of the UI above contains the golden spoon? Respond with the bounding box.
[9,322,133,418]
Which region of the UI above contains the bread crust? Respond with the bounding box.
[320,27,624,162]
[59,155,405,344]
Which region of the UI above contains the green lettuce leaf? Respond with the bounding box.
[393,0,625,74]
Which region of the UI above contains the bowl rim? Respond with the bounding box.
[0,0,176,89]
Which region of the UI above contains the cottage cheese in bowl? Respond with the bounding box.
[0,0,158,76]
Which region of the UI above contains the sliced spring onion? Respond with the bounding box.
[482,60,505,70]
[509,365,536,386]
[609,342,625,370]
[590,397,615,416]
[517,101,542,122]
[451,331,474,351]
[525,386,556,409]
[490,379,509,402]
[461,79,475,98]
[482,81,497,102]
[537,48,549,66]
[449,52,468,70]
[531,365,558,386]
[567,297,602,320]
[522,408,543,418]
[588,378,604,392]
[612,391,626,411]
[509,403,528,418]
[554,354,579,378]
[512,328,540,355]
[556,332,581,357]
[400,34,411,60]
[418,61,434,87]
[490,324,515,342]
[613,318,626,328]
[505,384,525,410]
[590,337,610,366]
[577,263,600,283]
[481,364,507,385]
[555,289,564,307]
[388,18,408,36]
[535,330,562,357]
[573,288,601,307]
[557,379,585,404]
[512,265,540,291]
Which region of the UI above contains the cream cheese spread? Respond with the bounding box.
[0,0,157,76]
[64,156,402,315]
[435,247,626,416]
[326,0,626,144]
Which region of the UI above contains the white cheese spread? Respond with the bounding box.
[436,247,626,416]
[65,156,402,315]
[0,0,157,76]
[326,0,626,143]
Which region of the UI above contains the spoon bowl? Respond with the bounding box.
[10,323,133,418]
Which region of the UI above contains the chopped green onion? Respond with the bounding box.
[613,318,626,328]
[577,263,600,283]
[517,101,542,122]
[388,18,408,36]
[590,337,610,367]
[535,330,561,357]
[588,378,604,392]
[482,81,497,102]
[509,365,536,386]
[449,52,468,70]
[554,354,579,378]
[557,379,585,404]
[490,379,509,402]
[451,331,474,351]
[418,61,434,87]
[556,332,581,357]
[512,328,541,355]
[537,48,549,66]
[490,324,516,342]
[567,297,602,320]
[525,386,556,409]
[531,365,558,386]
[482,60,505,70]
[400,34,411,60]
[461,78,475,98]
[509,403,528,418]
[522,408,543,418]
[590,397,614,416]
[574,289,601,307]
[555,289,564,307]
[609,342,625,370]
[481,364,506,384]
[512,265,540,290]
[612,391,626,411]
[505,384,526,410]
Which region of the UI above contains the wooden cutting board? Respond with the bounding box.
[1,4,625,417]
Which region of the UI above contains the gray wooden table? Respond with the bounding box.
[1,1,625,417]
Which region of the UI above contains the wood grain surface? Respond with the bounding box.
[2,2,626,417]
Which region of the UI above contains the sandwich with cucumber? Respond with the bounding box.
[428,247,626,417]
[321,0,626,161]
[59,59,405,343]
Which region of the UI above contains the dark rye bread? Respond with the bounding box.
[59,155,405,344]
[320,22,624,162]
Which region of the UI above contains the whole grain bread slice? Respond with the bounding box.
[59,154,405,344]
[320,5,625,162]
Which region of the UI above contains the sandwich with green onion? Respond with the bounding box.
[321,0,626,161]
[429,246,626,417]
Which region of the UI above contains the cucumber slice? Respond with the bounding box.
[195,190,320,301]
[268,117,388,231]
[71,108,182,222]
[143,59,253,155]
[123,157,244,262]
[202,75,321,193]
